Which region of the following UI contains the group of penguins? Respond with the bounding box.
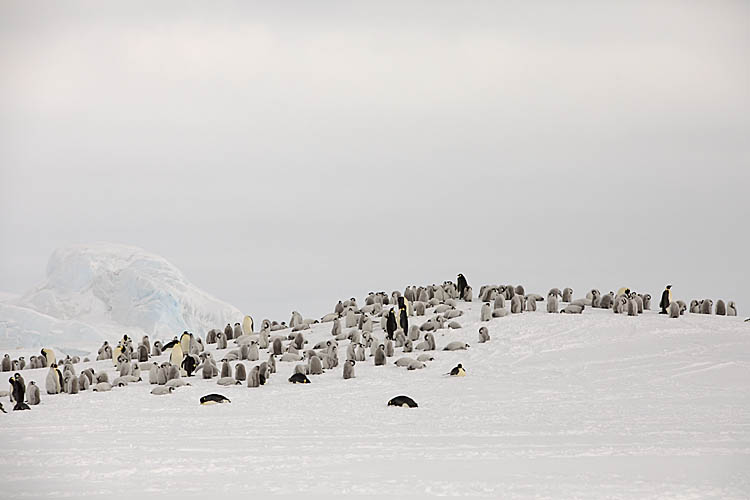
[1,274,741,412]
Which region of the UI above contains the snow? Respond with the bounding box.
[0,243,242,351]
[1,298,749,499]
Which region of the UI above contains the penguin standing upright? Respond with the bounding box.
[169,343,184,367]
[659,285,673,314]
[385,309,397,341]
[457,274,468,298]
[10,374,30,410]
[41,348,56,367]
[397,297,408,339]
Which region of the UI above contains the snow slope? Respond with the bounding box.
[1,299,748,499]
[0,243,242,350]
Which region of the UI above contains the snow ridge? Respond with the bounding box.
[0,243,242,350]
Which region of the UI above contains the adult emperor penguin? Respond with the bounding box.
[10,374,30,410]
[242,315,254,335]
[659,285,673,314]
[179,332,191,357]
[449,364,466,376]
[398,297,409,340]
[343,360,355,379]
[170,343,184,366]
[387,395,418,408]
[41,348,56,367]
[457,274,468,298]
[288,372,311,384]
[200,394,231,405]
[385,308,398,341]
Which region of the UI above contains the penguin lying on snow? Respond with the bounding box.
[448,364,466,377]
[387,395,418,408]
[200,394,231,405]
[288,372,311,384]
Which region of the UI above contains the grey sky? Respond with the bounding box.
[1,1,748,322]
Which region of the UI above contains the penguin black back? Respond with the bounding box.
[288,372,311,384]
[387,395,418,408]
[200,394,231,405]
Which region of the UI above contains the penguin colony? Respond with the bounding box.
[1,276,741,412]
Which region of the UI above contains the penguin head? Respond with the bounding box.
[667,285,672,289]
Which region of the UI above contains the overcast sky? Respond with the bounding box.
[1,1,748,322]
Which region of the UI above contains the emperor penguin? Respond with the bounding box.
[45,365,62,394]
[258,361,271,384]
[701,299,713,315]
[272,337,283,356]
[642,294,652,310]
[331,318,342,337]
[668,302,680,318]
[247,341,259,362]
[547,294,559,313]
[478,326,490,343]
[27,381,41,405]
[443,341,469,351]
[224,323,234,341]
[267,354,277,374]
[247,366,260,387]
[179,332,191,357]
[1,354,10,372]
[561,304,585,314]
[343,359,356,379]
[387,395,418,408]
[449,364,466,376]
[727,301,737,316]
[309,355,324,375]
[562,288,573,302]
[151,386,175,395]
[525,296,537,312]
[41,348,56,367]
[374,344,386,366]
[480,303,492,322]
[78,373,90,391]
[234,363,247,381]
[10,374,30,410]
[355,343,366,361]
[385,338,395,357]
[200,394,231,405]
[169,343,184,366]
[510,295,523,314]
[288,372,311,384]
[716,300,726,316]
[220,360,231,379]
[242,315,254,335]
[345,309,357,328]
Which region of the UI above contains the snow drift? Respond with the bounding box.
[0,243,242,350]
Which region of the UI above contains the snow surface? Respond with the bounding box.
[0,243,242,351]
[1,299,749,499]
